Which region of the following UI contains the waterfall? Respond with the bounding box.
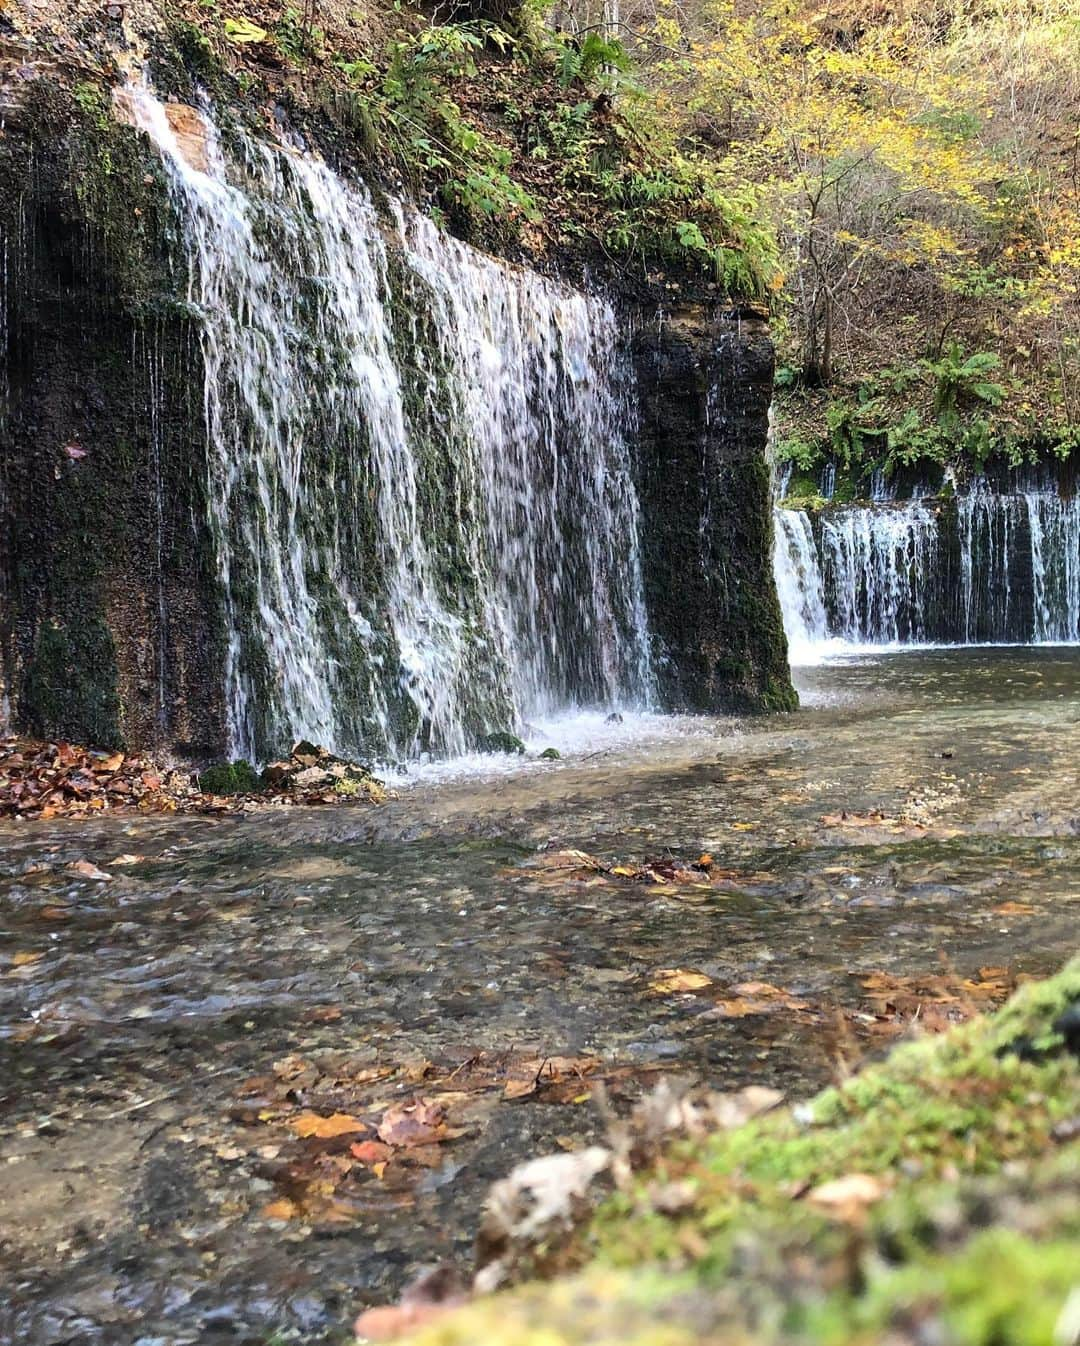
[772,509,828,662]
[1024,490,1080,642]
[122,84,653,762]
[773,486,1080,660]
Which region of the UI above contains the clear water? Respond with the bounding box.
[3,647,1078,1342]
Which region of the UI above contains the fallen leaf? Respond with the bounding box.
[807,1172,889,1222]
[377,1099,452,1148]
[289,1111,367,1139]
[67,859,112,880]
[350,1140,393,1166]
[353,1303,456,1342]
[709,1085,784,1128]
[110,853,145,866]
[11,951,43,968]
[648,968,713,994]
[262,1198,301,1220]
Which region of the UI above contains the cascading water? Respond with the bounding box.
[123,84,653,761]
[772,509,828,662]
[773,485,1080,659]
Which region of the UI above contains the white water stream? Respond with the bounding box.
[774,487,1080,662]
[123,84,653,761]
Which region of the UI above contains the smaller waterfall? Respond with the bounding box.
[773,487,1080,660]
[772,509,828,662]
[1025,491,1080,642]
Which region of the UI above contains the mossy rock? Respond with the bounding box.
[198,760,263,795]
[404,957,1080,1346]
[478,731,526,755]
[539,747,561,760]
[23,619,122,750]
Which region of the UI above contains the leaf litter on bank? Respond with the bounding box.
[0,734,387,821]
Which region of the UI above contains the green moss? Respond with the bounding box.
[539,747,561,759]
[762,676,799,712]
[198,760,263,795]
[478,731,526,754]
[22,618,122,749]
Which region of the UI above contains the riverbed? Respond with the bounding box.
[2,648,1078,1344]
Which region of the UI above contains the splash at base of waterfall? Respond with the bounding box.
[774,488,1080,664]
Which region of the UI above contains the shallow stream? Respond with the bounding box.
[2,648,1078,1344]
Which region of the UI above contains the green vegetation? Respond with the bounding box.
[153,1,779,294]
[402,957,1080,1346]
[478,731,526,755]
[153,1,1078,480]
[198,759,263,794]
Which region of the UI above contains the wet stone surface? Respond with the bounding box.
[1,648,1079,1344]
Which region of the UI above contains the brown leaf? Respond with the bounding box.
[67,859,113,880]
[806,1172,889,1223]
[377,1099,450,1148]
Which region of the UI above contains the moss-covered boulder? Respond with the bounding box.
[478,731,526,755]
[398,957,1080,1346]
[198,760,262,796]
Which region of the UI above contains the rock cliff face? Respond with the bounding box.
[0,87,227,754]
[632,307,794,713]
[0,82,794,760]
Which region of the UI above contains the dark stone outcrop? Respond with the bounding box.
[632,306,796,712]
[0,86,227,754]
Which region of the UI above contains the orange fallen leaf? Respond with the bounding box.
[262,1198,301,1220]
[649,968,713,994]
[11,951,43,968]
[289,1111,367,1139]
[350,1140,393,1166]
